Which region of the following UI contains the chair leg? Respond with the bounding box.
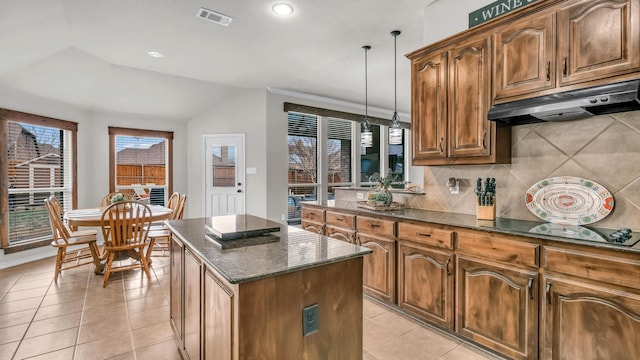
[145,238,157,262]
[54,248,64,282]
[139,247,152,279]
[88,242,104,275]
[103,251,116,288]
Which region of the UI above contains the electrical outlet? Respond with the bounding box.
[281,214,286,221]
[302,304,319,336]
[356,192,364,200]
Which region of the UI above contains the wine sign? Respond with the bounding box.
[469,0,540,28]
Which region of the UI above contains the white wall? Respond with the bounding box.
[0,88,188,269]
[423,0,491,44]
[186,88,268,219]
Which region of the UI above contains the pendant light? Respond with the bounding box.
[361,45,373,148]
[388,30,403,145]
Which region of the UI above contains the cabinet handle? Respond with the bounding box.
[445,258,451,276]
[336,218,344,221]
[527,278,534,300]
[369,223,380,228]
[482,132,487,149]
[439,138,444,153]
[545,61,551,81]
[546,282,552,305]
[562,57,567,77]
[416,232,431,237]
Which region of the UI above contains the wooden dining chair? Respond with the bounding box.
[45,197,102,281]
[100,200,153,287]
[147,193,186,257]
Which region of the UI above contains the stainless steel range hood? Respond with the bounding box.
[487,80,640,125]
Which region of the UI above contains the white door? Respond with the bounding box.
[204,134,245,217]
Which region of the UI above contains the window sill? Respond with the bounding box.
[3,239,51,254]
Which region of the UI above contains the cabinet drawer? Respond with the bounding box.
[326,211,356,230]
[302,207,325,223]
[326,225,356,243]
[301,220,324,235]
[398,222,453,249]
[543,246,640,290]
[457,230,539,268]
[357,215,395,237]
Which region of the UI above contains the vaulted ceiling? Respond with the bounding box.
[0,0,428,121]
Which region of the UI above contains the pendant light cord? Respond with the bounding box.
[362,45,371,131]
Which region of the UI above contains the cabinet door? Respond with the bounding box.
[494,12,556,100]
[456,256,538,360]
[541,275,640,360]
[204,269,233,360]
[358,233,396,303]
[325,225,356,243]
[301,220,324,235]
[184,249,202,360]
[558,0,640,85]
[398,241,453,329]
[170,237,183,344]
[448,36,492,159]
[412,51,448,163]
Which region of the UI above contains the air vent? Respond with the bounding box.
[196,8,233,26]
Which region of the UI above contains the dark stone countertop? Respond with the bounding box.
[165,217,372,284]
[302,200,640,254]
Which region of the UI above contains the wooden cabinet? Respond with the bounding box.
[409,33,511,165]
[412,51,448,161]
[456,256,538,360]
[397,240,454,329]
[301,208,325,235]
[203,268,233,360]
[493,0,640,102]
[493,11,556,100]
[557,0,640,86]
[170,237,183,346]
[184,249,202,360]
[540,245,640,359]
[357,215,396,303]
[325,210,356,243]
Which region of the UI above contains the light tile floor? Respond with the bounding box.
[0,256,502,360]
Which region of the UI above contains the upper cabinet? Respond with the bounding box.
[557,0,640,86]
[409,34,511,166]
[493,0,640,102]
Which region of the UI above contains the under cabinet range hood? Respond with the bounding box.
[487,79,640,125]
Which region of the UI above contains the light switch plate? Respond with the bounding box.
[246,167,257,174]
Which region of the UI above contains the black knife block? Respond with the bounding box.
[476,197,496,221]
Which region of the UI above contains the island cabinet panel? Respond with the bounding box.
[203,268,234,360]
[397,240,454,329]
[540,275,640,360]
[493,12,556,101]
[184,249,202,360]
[236,258,364,359]
[456,256,539,360]
[357,233,396,303]
[170,237,184,345]
[557,0,640,86]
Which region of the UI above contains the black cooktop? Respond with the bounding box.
[527,223,640,247]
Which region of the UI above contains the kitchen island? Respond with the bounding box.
[165,216,371,360]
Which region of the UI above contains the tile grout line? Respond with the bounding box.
[71,266,94,360]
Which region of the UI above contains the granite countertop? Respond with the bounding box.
[303,200,640,254]
[165,217,372,284]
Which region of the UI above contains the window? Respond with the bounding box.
[327,118,353,196]
[288,113,318,222]
[108,127,173,206]
[1,109,77,251]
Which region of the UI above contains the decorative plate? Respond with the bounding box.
[528,223,607,242]
[525,176,614,225]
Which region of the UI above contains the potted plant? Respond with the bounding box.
[369,171,397,205]
[374,191,389,206]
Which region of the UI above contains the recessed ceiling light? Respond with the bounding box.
[272,3,294,16]
[147,51,164,58]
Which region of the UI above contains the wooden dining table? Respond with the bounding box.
[64,204,173,269]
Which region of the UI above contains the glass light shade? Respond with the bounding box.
[389,128,403,145]
[361,131,373,147]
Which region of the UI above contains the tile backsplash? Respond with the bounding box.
[407,110,640,230]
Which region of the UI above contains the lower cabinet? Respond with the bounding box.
[358,233,396,303]
[203,268,233,360]
[170,237,183,345]
[184,249,202,360]
[456,256,538,360]
[397,241,454,329]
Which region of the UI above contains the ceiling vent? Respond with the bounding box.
[196,8,233,26]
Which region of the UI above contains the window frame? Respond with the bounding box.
[108,127,173,202]
[0,109,78,252]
